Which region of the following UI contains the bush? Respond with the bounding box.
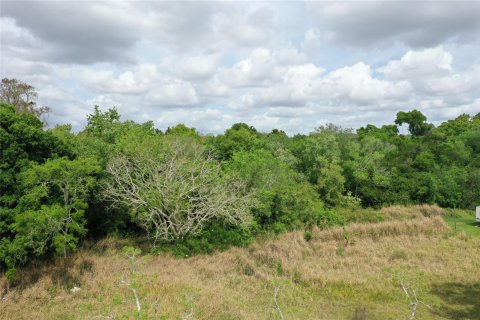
[303,230,313,242]
[157,221,254,257]
[390,250,408,260]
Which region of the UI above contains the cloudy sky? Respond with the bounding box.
[1,1,480,134]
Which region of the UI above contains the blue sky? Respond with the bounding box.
[1,1,480,134]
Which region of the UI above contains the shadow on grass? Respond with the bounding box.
[431,282,480,319]
[464,221,479,227]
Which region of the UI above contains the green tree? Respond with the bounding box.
[17,158,99,258]
[395,109,433,136]
[1,104,70,269]
[225,149,330,232]
[84,105,121,143]
[209,123,264,160]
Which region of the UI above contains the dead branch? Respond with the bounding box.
[274,286,285,320]
[103,138,252,242]
[91,314,115,319]
[400,279,432,320]
[120,277,141,313]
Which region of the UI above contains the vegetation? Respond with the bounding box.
[1,78,479,319]
[1,215,479,319]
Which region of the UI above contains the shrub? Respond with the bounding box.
[303,230,313,242]
[390,250,408,260]
[158,221,254,257]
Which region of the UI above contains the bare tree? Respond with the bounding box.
[0,78,50,118]
[104,137,251,243]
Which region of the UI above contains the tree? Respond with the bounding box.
[17,158,100,259]
[0,78,50,118]
[165,123,200,140]
[395,110,433,136]
[84,105,121,143]
[104,135,252,243]
[0,157,99,270]
[0,104,71,270]
[317,162,346,206]
[209,123,264,160]
[225,149,329,231]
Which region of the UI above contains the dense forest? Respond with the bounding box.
[1,78,479,277]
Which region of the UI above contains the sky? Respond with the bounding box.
[1,0,480,135]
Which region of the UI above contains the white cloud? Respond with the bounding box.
[156,108,233,134]
[173,54,221,81]
[80,64,157,94]
[145,79,199,108]
[378,47,480,100]
[1,1,479,135]
[378,47,453,80]
[323,62,411,104]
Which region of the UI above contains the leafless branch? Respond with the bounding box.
[400,279,432,320]
[104,138,252,242]
[120,277,141,313]
[274,286,285,320]
[91,314,115,319]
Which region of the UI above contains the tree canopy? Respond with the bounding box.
[1,96,479,273]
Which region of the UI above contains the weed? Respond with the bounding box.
[390,250,408,260]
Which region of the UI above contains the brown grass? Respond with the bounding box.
[1,216,479,320]
[380,204,445,220]
[313,216,448,242]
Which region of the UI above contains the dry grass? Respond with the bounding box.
[313,216,448,242]
[380,204,445,220]
[1,216,480,320]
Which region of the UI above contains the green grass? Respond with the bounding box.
[443,209,480,236]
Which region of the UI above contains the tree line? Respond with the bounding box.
[1,78,479,275]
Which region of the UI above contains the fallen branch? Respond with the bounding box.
[400,279,432,320]
[91,314,115,319]
[120,277,141,313]
[274,286,285,320]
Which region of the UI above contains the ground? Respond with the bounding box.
[1,211,480,320]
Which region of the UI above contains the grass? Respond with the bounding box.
[1,214,480,319]
[443,209,480,237]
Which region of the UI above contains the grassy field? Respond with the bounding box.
[443,209,480,237]
[1,212,480,320]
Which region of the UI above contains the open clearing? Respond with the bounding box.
[444,212,480,237]
[1,216,480,320]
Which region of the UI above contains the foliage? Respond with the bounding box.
[0,78,50,118]
[395,109,433,136]
[158,221,254,257]
[1,157,100,269]
[2,88,480,270]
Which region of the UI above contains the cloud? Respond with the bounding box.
[218,46,307,88]
[378,46,453,80]
[172,54,222,81]
[309,1,480,48]
[80,65,157,94]
[145,79,199,108]
[1,1,479,135]
[155,108,233,134]
[1,2,140,64]
[81,64,199,108]
[1,1,281,64]
[378,47,480,100]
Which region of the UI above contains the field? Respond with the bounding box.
[1,209,480,320]
[443,209,480,237]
